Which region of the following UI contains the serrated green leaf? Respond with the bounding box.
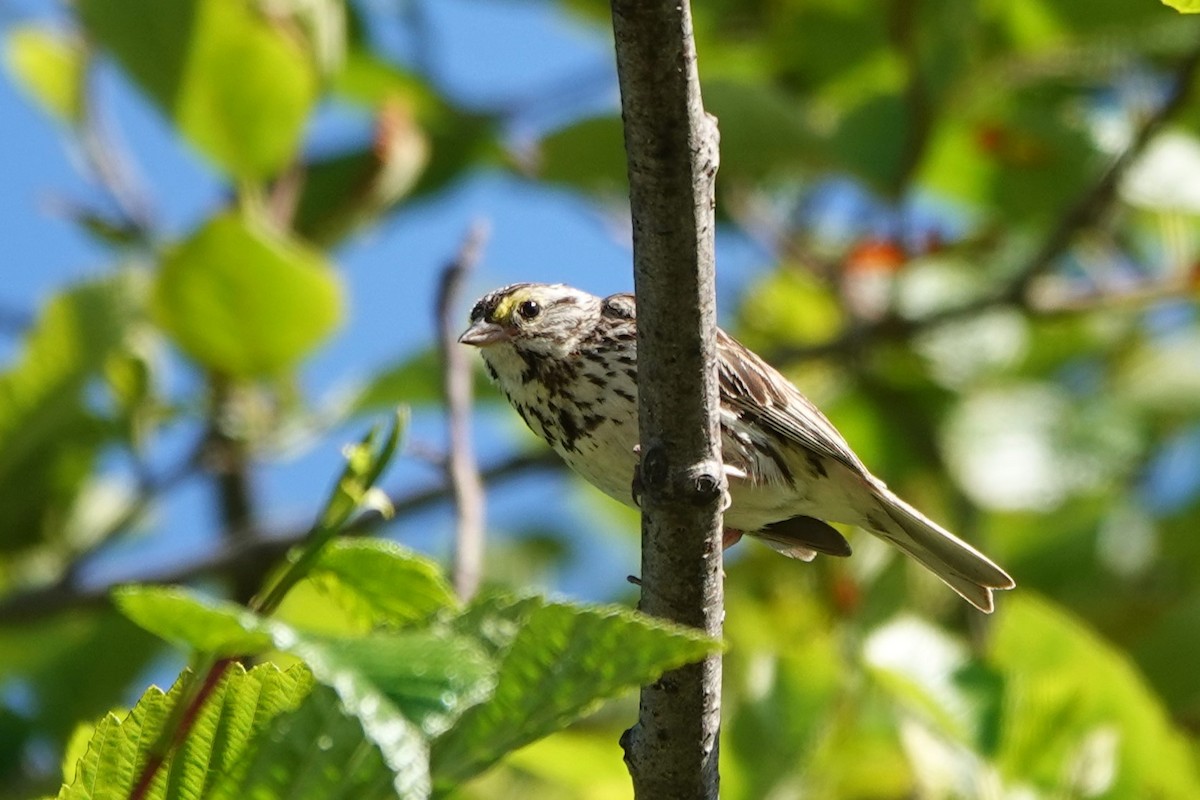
[152,212,343,377]
[58,663,319,800]
[282,635,432,798]
[111,584,493,798]
[4,25,84,123]
[310,539,458,626]
[113,585,274,656]
[309,631,495,737]
[430,594,723,787]
[78,0,316,179]
[206,683,399,800]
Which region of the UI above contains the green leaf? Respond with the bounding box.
[291,102,430,247]
[78,0,316,179]
[306,631,495,738]
[4,25,85,123]
[0,275,139,553]
[349,348,500,415]
[703,79,821,185]
[113,585,274,656]
[991,595,1200,798]
[57,663,323,800]
[152,212,343,377]
[1163,0,1200,12]
[206,683,401,800]
[111,583,493,797]
[309,539,458,626]
[430,594,723,787]
[535,115,628,197]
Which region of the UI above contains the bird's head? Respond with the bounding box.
[458,283,602,357]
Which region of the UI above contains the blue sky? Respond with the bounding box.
[0,0,773,602]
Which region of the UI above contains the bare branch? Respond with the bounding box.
[437,220,491,600]
[0,452,556,624]
[610,0,724,796]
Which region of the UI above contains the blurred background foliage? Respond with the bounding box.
[2,0,1200,797]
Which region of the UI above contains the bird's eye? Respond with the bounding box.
[469,301,486,322]
[517,300,541,320]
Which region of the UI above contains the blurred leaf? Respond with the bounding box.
[306,539,458,627]
[992,595,1200,798]
[535,116,627,197]
[736,268,843,351]
[703,79,820,185]
[0,275,138,553]
[1118,330,1200,415]
[1163,0,1200,12]
[152,212,343,377]
[724,623,844,797]
[430,593,723,788]
[918,87,1094,223]
[330,49,500,201]
[78,0,316,179]
[349,348,501,415]
[57,663,325,800]
[3,25,84,123]
[497,731,634,799]
[292,100,429,247]
[113,585,274,656]
[863,616,981,745]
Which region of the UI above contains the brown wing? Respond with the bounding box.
[715,328,871,478]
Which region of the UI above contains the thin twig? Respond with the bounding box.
[0,452,557,624]
[436,221,491,600]
[75,49,157,242]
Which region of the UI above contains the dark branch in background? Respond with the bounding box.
[773,39,1200,364]
[610,0,725,797]
[204,378,262,603]
[436,220,490,600]
[0,451,558,624]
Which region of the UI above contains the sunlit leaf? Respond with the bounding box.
[56,664,338,800]
[992,595,1200,798]
[307,539,458,626]
[78,0,316,179]
[152,212,343,377]
[431,593,723,787]
[113,585,274,656]
[4,25,84,123]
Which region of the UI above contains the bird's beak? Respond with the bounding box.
[458,320,510,347]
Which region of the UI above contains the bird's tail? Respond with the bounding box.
[872,489,1014,613]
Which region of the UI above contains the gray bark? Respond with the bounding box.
[610,0,724,797]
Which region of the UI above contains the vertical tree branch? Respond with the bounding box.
[437,221,491,600]
[610,1,724,797]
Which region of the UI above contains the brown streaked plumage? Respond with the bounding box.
[459,283,1014,612]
